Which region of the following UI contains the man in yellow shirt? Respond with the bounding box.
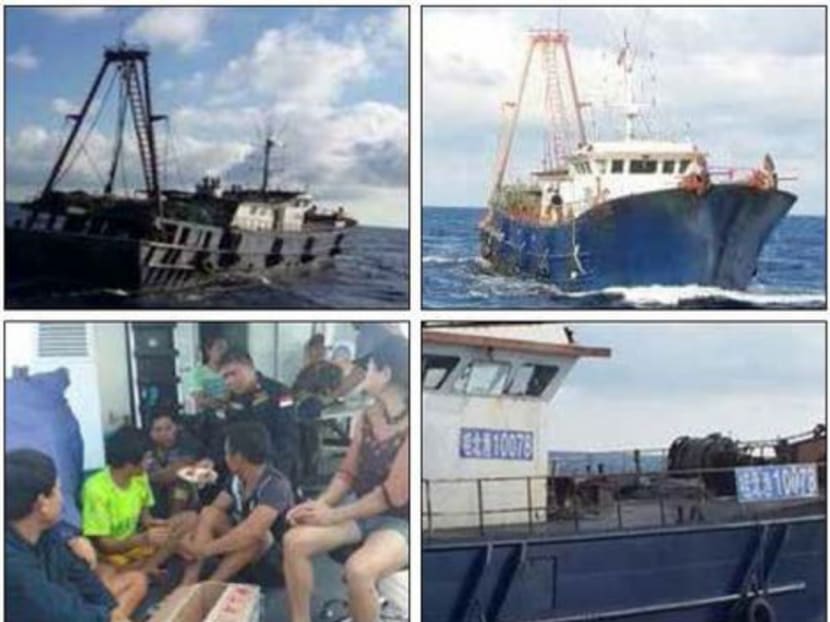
[82,426,196,583]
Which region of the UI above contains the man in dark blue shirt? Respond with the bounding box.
[221,349,300,485]
[5,449,146,622]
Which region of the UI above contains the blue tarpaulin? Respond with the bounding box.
[6,368,84,534]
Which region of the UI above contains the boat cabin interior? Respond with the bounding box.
[6,322,409,622]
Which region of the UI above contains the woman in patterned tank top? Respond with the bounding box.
[283,333,409,622]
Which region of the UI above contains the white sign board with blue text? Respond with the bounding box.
[459,427,533,461]
[735,463,819,503]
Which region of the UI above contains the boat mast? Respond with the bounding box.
[42,60,111,197]
[41,44,166,212]
[261,137,275,194]
[489,38,534,204]
[489,30,587,203]
[105,76,130,196]
[618,30,639,141]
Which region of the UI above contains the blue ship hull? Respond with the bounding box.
[423,516,825,622]
[480,185,796,291]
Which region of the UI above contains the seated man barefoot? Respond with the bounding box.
[5,449,147,622]
[82,426,196,581]
[283,334,409,622]
[179,422,294,585]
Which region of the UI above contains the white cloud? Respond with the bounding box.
[7,98,409,226]
[164,99,407,226]
[544,323,825,450]
[216,26,369,104]
[159,71,206,94]
[163,134,255,179]
[176,99,407,202]
[4,121,254,200]
[549,387,824,452]
[52,98,77,116]
[347,8,408,64]
[38,8,108,21]
[127,8,213,54]
[7,46,39,71]
[5,125,112,198]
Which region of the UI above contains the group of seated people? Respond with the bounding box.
[6,326,409,622]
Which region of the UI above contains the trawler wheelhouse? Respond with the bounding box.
[524,140,702,223]
[422,325,610,531]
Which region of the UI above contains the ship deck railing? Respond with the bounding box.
[422,463,826,541]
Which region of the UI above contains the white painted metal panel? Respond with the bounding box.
[174,322,198,405]
[423,339,585,530]
[32,323,105,470]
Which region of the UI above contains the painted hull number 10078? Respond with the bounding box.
[459,428,534,461]
[735,463,819,503]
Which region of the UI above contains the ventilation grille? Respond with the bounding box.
[37,323,89,357]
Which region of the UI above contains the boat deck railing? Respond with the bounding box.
[422,463,826,540]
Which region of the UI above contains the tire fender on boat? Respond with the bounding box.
[745,596,776,622]
[195,252,216,274]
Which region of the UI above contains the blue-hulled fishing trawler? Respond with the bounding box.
[422,324,825,622]
[480,31,796,291]
[6,44,357,296]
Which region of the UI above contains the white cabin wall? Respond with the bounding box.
[249,323,278,378]
[26,323,106,471]
[275,323,314,384]
[7,323,123,470]
[5,322,36,375]
[423,392,549,529]
[92,324,132,432]
[173,322,200,405]
[423,350,580,530]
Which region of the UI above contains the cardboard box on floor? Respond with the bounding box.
[148,581,261,622]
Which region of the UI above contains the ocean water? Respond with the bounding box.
[6,217,409,309]
[423,207,826,309]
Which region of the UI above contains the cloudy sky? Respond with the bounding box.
[423,7,826,215]
[6,7,408,227]
[548,323,825,451]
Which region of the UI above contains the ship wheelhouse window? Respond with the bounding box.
[662,160,676,174]
[573,161,590,175]
[423,354,461,390]
[595,159,607,174]
[452,360,511,396]
[611,159,624,173]
[630,159,658,174]
[505,364,560,397]
[679,159,692,173]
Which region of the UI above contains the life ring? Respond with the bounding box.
[745,596,776,622]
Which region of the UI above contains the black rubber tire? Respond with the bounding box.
[746,596,777,622]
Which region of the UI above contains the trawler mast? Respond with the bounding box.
[618,29,641,141]
[489,30,586,203]
[42,43,166,210]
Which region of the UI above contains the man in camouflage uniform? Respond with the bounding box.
[220,349,301,488]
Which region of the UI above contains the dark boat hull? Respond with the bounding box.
[479,184,796,292]
[423,516,825,622]
[6,218,350,295]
